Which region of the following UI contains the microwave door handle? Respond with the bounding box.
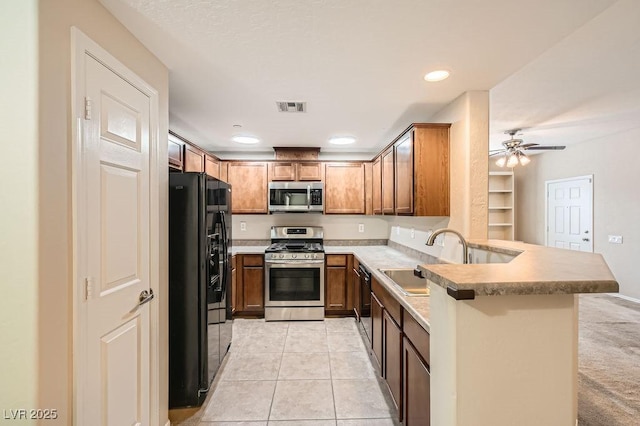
[307,185,311,210]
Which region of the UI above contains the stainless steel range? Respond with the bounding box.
[264,226,325,321]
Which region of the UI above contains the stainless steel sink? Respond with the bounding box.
[379,268,429,297]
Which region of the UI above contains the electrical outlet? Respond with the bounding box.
[240,221,246,231]
[396,226,400,235]
[410,228,415,239]
[358,223,364,233]
[608,235,623,244]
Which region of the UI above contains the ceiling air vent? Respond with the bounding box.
[276,101,306,113]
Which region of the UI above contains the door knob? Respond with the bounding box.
[138,289,155,306]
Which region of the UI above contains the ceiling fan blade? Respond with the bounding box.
[489,151,505,157]
[524,145,566,151]
[519,143,539,149]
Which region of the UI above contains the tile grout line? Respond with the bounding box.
[266,321,288,422]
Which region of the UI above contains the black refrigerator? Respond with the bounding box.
[168,173,233,408]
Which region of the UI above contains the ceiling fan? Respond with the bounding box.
[490,129,566,167]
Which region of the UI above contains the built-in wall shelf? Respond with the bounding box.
[488,170,514,240]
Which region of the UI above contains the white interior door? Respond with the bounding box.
[77,47,153,425]
[546,176,593,252]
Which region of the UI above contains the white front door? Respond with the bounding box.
[546,176,593,252]
[74,31,156,426]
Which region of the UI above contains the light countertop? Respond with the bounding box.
[418,239,619,299]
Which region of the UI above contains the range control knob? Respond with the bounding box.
[279,254,285,259]
[292,254,297,259]
[305,253,310,258]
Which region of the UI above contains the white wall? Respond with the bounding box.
[0,0,38,415]
[233,214,389,241]
[515,130,640,299]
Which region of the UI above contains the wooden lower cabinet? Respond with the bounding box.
[384,310,403,416]
[325,254,353,314]
[403,337,431,426]
[371,291,384,371]
[235,254,264,315]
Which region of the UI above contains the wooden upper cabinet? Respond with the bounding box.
[269,162,323,181]
[297,162,323,181]
[205,155,220,179]
[219,161,228,182]
[412,124,450,216]
[184,144,205,173]
[394,131,414,214]
[381,148,395,214]
[372,156,382,215]
[324,163,365,214]
[227,162,269,213]
[269,162,296,181]
[168,137,184,170]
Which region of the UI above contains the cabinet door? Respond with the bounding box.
[324,163,365,214]
[184,144,205,172]
[371,292,384,372]
[168,137,184,170]
[269,162,296,181]
[219,161,228,182]
[242,266,264,312]
[325,254,350,312]
[395,131,414,214]
[403,337,430,426]
[384,311,403,416]
[296,162,323,181]
[205,155,220,179]
[372,156,382,215]
[326,266,347,311]
[413,125,450,216]
[227,162,269,213]
[381,148,394,214]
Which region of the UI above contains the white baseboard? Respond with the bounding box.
[611,293,640,304]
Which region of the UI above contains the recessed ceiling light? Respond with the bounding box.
[329,136,356,145]
[424,70,450,82]
[232,135,260,144]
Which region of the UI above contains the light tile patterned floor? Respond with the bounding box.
[190,318,400,426]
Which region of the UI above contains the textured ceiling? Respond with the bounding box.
[100,0,622,156]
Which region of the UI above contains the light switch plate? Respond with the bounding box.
[410,228,415,239]
[240,221,246,231]
[358,223,364,233]
[608,235,623,244]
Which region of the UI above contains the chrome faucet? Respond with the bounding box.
[425,228,469,264]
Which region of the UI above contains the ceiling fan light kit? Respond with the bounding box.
[490,129,565,167]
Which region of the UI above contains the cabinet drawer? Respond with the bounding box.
[243,254,264,267]
[403,310,430,365]
[372,278,401,324]
[326,254,347,267]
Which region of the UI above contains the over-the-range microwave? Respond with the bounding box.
[268,182,324,213]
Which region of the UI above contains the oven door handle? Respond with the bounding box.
[265,259,326,265]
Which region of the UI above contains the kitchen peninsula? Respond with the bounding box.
[418,239,618,426]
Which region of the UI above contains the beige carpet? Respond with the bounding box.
[578,294,640,425]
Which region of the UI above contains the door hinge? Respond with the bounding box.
[85,277,94,300]
[84,97,92,120]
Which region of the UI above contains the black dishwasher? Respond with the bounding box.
[357,264,372,344]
